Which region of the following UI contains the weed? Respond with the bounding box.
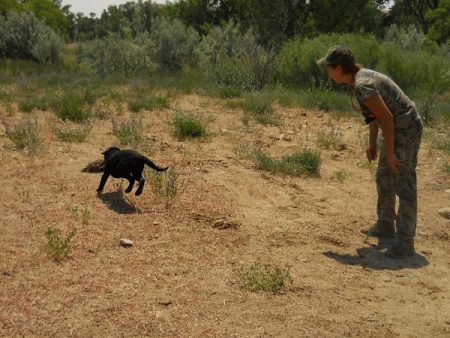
[334,170,349,183]
[218,86,242,99]
[145,166,180,207]
[52,122,92,142]
[4,119,42,155]
[317,126,343,149]
[112,118,143,147]
[44,227,76,262]
[172,112,207,140]
[18,96,49,113]
[237,262,293,294]
[128,94,171,112]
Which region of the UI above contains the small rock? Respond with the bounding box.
[153,221,160,225]
[335,143,347,151]
[438,207,450,219]
[445,189,450,195]
[277,134,285,140]
[119,238,133,247]
[380,275,392,283]
[221,129,228,133]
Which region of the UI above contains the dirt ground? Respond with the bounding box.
[0,94,449,337]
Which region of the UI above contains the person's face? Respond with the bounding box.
[326,65,344,83]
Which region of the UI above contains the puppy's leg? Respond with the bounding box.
[97,172,110,193]
[134,171,145,196]
[124,175,135,193]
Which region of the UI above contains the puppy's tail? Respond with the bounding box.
[145,157,168,172]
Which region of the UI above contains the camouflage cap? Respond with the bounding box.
[316,45,355,66]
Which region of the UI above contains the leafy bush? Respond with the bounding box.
[0,11,64,64]
[149,17,200,70]
[77,35,156,76]
[197,21,273,90]
[172,112,207,140]
[384,24,425,52]
[50,91,91,122]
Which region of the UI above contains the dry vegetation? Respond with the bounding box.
[0,93,449,337]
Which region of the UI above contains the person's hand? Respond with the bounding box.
[387,154,405,174]
[366,146,377,162]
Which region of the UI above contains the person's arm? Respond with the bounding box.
[366,120,379,161]
[364,93,404,173]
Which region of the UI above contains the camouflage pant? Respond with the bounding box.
[376,116,423,239]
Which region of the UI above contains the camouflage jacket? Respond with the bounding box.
[352,68,419,129]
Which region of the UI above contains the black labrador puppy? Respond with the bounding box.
[97,147,168,196]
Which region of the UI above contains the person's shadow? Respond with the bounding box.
[97,191,141,214]
[324,238,429,270]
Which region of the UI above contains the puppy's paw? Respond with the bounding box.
[135,189,143,196]
[96,189,103,195]
[125,188,132,193]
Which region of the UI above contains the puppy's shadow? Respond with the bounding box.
[97,191,140,214]
[324,238,429,270]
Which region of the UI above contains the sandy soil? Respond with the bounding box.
[0,94,449,337]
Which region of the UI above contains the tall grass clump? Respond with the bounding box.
[254,149,321,177]
[172,112,207,140]
[4,119,42,155]
[237,262,293,294]
[18,96,50,113]
[44,227,76,262]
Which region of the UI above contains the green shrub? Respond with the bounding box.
[44,227,76,262]
[238,262,293,294]
[18,96,49,113]
[197,22,273,90]
[50,91,91,122]
[78,35,156,76]
[172,112,207,140]
[149,17,200,70]
[0,11,64,64]
[254,149,321,177]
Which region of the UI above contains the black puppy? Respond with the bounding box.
[97,147,168,196]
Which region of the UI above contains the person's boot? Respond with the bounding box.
[384,238,415,258]
[361,221,395,238]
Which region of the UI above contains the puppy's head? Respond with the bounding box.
[102,146,120,161]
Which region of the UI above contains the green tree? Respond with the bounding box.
[389,0,440,34]
[0,0,21,16]
[22,0,69,37]
[426,0,450,44]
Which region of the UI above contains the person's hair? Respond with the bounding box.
[329,63,363,75]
